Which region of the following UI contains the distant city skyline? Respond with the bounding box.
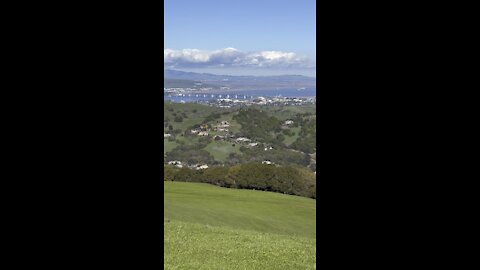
[164,0,316,77]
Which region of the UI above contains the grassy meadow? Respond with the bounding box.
[164,182,316,269]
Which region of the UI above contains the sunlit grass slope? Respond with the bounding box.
[164,219,316,270]
[164,182,316,269]
[164,182,316,238]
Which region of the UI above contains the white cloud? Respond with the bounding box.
[164,48,314,69]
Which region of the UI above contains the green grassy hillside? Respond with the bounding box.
[164,220,316,270]
[164,182,316,269]
[164,103,316,168]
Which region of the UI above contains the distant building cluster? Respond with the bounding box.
[164,87,315,108]
[167,160,209,170]
[208,96,315,108]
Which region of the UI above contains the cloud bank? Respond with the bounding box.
[164,48,314,69]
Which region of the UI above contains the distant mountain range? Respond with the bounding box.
[164,69,316,90]
[164,78,221,89]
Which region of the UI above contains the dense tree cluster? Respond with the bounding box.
[291,116,316,154]
[233,109,281,143]
[164,163,316,199]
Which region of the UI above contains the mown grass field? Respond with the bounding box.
[164,182,316,269]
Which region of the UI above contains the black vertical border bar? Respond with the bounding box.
[160,0,166,262]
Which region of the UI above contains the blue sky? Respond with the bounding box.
[164,0,316,77]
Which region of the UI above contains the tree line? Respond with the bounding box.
[164,163,316,199]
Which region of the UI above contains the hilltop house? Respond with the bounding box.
[218,121,230,127]
[213,135,225,141]
[214,121,230,132]
[196,164,209,170]
[216,127,228,132]
[236,137,251,143]
[167,160,183,168]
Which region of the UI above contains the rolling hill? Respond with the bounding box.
[164,102,316,170]
[164,182,316,269]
